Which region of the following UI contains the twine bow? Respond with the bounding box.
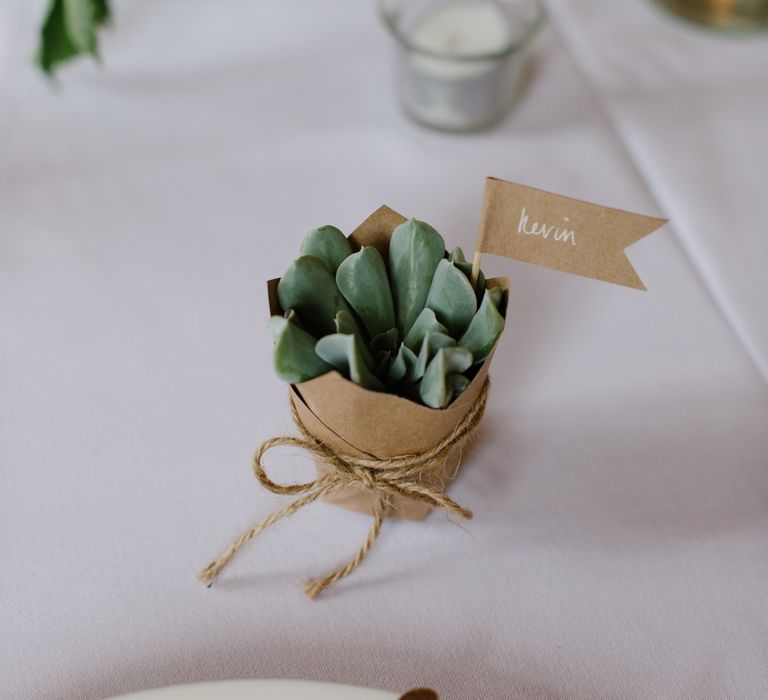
[198,380,489,599]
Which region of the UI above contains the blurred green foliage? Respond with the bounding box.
[37,0,111,75]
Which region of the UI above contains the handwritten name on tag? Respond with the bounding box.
[476,178,666,290]
[518,207,576,246]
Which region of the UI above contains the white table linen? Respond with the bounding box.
[2,2,767,699]
[548,0,768,381]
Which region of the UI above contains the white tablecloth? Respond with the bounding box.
[2,2,767,699]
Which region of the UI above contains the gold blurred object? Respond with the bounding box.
[656,0,768,29]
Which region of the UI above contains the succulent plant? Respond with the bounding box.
[270,219,505,409]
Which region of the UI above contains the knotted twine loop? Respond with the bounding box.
[198,379,489,599]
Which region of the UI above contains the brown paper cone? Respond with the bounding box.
[268,206,507,521]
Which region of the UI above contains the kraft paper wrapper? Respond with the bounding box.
[268,205,508,521]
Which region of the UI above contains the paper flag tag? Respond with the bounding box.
[476,177,666,290]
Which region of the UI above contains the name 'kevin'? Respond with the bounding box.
[517,207,576,246]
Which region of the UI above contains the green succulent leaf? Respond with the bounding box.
[414,331,457,380]
[487,286,503,307]
[403,307,448,351]
[419,346,474,409]
[374,350,393,376]
[335,246,395,339]
[333,310,369,355]
[269,315,331,384]
[425,259,477,336]
[389,219,446,336]
[319,329,376,368]
[458,287,505,364]
[300,225,352,273]
[370,328,399,356]
[278,255,353,338]
[449,373,471,401]
[449,246,486,303]
[388,343,419,385]
[284,309,306,330]
[334,309,361,336]
[315,334,386,392]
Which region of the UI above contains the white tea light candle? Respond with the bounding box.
[411,2,511,58]
[380,0,544,131]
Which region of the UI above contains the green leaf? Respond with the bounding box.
[425,260,477,336]
[335,246,395,339]
[37,0,110,75]
[37,1,79,74]
[315,334,386,392]
[63,0,99,52]
[269,315,331,384]
[388,342,419,385]
[373,350,392,376]
[300,225,352,274]
[388,219,446,336]
[284,309,305,330]
[419,346,474,409]
[93,0,110,24]
[414,331,456,379]
[278,255,354,338]
[403,307,448,352]
[334,309,367,343]
[370,328,399,356]
[487,286,503,307]
[458,287,505,364]
[449,374,471,401]
[320,328,376,368]
[449,246,486,303]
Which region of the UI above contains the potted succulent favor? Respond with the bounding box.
[200,205,507,598]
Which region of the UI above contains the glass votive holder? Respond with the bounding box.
[379,0,545,132]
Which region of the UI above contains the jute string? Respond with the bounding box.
[198,379,489,599]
